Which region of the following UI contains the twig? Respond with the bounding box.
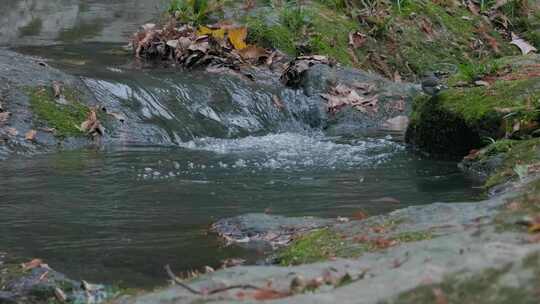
[164,264,261,295]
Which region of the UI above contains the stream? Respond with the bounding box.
[0,0,482,289]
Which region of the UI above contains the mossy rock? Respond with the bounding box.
[405,95,486,157]
[461,138,540,189]
[406,77,540,157]
[27,86,91,138]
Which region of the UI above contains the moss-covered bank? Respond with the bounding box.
[406,56,540,157]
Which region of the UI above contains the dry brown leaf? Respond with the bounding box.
[52,81,62,98]
[21,258,44,271]
[348,31,367,49]
[238,45,268,61]
[252,289,289,300]
[433,288,448,304]
[79,109,104,136]
[188,38,210,53]
[5,127,18,136]
[321,84,379,114]
[228,27,248,50]
[272,95,285,110]
[0,111,10,124]
[510,32,538,55]
[25,129,37,141]
[352,211,368,221]
[54,287,67,303]
[467,1,480,15]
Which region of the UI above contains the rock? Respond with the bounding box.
[211,213,333,248]
[406,55,540,157]
[0,256,110,304]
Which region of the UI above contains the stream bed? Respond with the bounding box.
[0,0,482,291]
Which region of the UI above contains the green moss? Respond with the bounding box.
[28,86,90,137]
[484,138,540,189]
[277,229,358,265]
[407,77,540,156]
[440,78,540,124]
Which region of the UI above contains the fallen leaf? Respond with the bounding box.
[0,111,11,124]
[142,23,156,31]
[188,37,210,53]
[393,71,402,83]
[474,80,490,86]
[432,287,448,304]
[272,95,285,110]
[228,27,248,50]
[5,127,18,136]
[221,258,246,268]
[337,216,350,223]
[371,238,397,249]
[351,211,368,221]
[52,81,62,98]
[238,45,268,61]
[511,32,538,55]
[467,1,480,15]
[54,287,67,303]
[252,289,289,300]
[463,149,481,161]
[25,129,37,141]
[21,258,44,271]
[348,31,367,49]
[166,40,179,48]
[197,26,225,39]
[371,226,386,234]
[320,84,379,114]
[79,108,104,137]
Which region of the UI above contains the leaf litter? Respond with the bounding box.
[320,83,379,114]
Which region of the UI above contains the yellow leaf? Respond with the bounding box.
[197,26,225,39]
[529,223,540,233]
[228,27,248,50]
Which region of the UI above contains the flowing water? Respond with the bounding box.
[0,0,482,290]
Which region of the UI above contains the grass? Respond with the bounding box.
[28,86,90,138]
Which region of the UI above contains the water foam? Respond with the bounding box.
[177,132,403,170]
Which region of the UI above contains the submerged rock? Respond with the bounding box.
[211,213,333,248]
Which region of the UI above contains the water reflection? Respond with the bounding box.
[0,0,167,46]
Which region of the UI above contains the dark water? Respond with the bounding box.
[0,0,482,290]
[0,136,481,288]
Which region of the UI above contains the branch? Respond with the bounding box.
[164,264,262,295]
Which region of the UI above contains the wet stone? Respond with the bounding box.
[211,213,334,248]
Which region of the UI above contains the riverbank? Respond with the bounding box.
[107,170,540,303]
